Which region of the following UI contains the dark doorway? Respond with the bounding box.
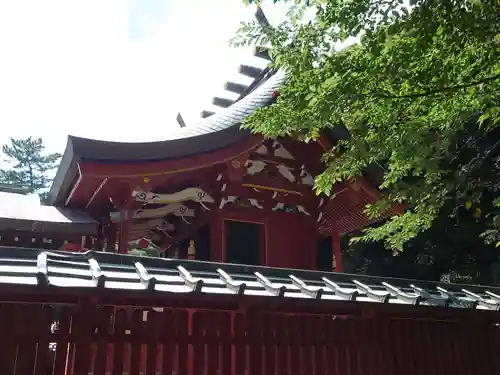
[316,236,333,271]
[193,224,211,261]
[225,220,262,265]
[178,224,211,261]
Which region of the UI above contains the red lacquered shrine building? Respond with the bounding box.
[1,12,499,374]
[46,67,399,272]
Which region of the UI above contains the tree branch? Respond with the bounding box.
[370,73,500,99]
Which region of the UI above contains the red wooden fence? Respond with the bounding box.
[0,302,499,374]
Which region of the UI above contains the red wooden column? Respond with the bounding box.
[332,230,343,272]
[109,182,133,254]
[118,209,131,254]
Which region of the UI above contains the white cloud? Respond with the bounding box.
[0,0,259,155]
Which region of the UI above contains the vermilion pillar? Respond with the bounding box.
[332,230,343,272]
[109,182,133,254]
[118,209,131,254]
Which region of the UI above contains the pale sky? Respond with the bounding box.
[0,0,290,156]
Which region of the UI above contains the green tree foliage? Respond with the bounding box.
[234,0,500,250]
[345,189,500,284]
[343,124,500,283]
[0,137,61,200]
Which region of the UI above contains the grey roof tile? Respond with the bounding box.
[48,69,286,205]
[65,70,286,162]
[1,247,499,312]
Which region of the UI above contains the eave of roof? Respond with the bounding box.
[3,247,500,312]
[47,69,286,206]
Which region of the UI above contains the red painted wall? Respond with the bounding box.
[210,207,317,269]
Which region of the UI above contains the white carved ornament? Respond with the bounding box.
[272,141,294,159]
[254,144,268,155]
[271,202,311,216]
[245,160,266,175]
[111,203,196,225]
[133,187,214,210]
[219,196,264,210]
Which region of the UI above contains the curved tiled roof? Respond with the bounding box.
[67,69,286,162]
[48,68,285,205]
[4,247,500,312]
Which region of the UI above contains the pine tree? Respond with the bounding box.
[0,137,61,200]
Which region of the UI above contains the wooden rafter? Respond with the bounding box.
[242,170,315,200]
[219,183,316,209]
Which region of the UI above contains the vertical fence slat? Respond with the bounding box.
[161,310,174,375]
[433,321,445,375]
[335,317,349,375]
[112,309,127,375]
[474,325,491,375]
[323,315,336,375]
[288,315,301,375]
[465,323,479,375]
[93,307,112,375]
[454,322,468,375]
[52,307,72,375]
[390,319,403,375]
[366,318,379,375]
[380,319,391,375]
[468,323,484,375]
[413,320,427,375]
[301,314,313,375]
[262,314,276,375]
[352,317,364,375]
[248,311,263,375]
[192,311,206,375]
[145,310,159,375]
[276,314,288,375]
[33,306,54,375]
[398,319,415,375]
[488,326,500,374]
[367,317,378,375]
[449,322,463,375]
[313,316,325,375]
[391,319,403,375]
[206,311,219,375]
[459,324,474,375]
[483,325,497,375]
[14,304,38,375]
[72,304,94,375]
[420,320,434,375]
[219,311,232,375]
[438,322,452,375]
[234,313,246,375]
[413,319,425,375]
[406,320,418,375]
[0,304,17,374]
[348,318,360,375]
[402,319,414,375]
[176,310,189,375]
[371,318,383,375]
[373,318,382,374]
[129,309,143,375]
